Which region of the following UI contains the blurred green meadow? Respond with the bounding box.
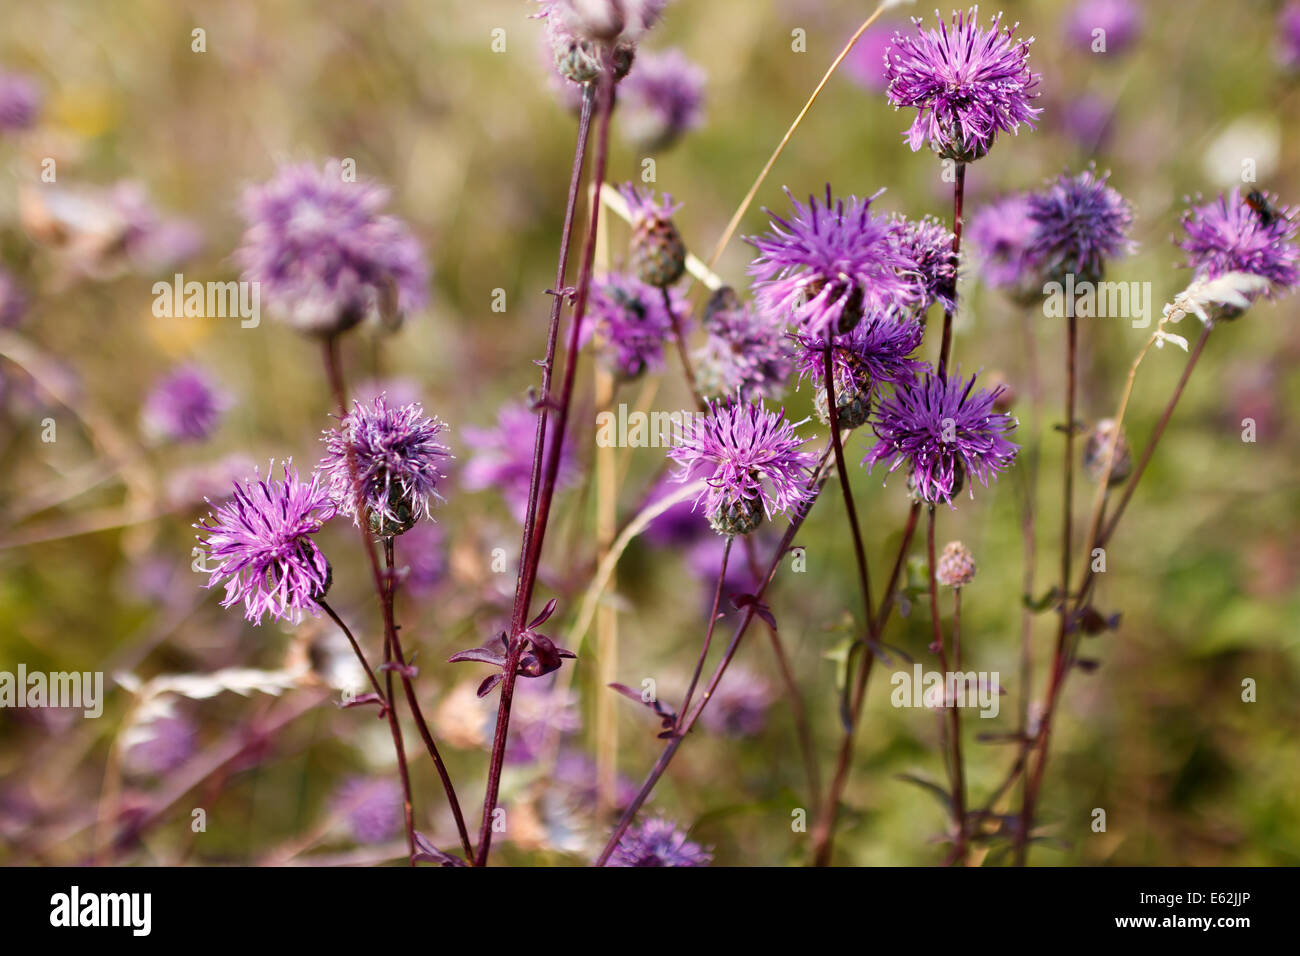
[0,0,1298,865]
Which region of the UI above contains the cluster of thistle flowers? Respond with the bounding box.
[189,158,446,625]
[193,394,450,626]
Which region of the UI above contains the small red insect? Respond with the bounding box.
[1245,190,1279,228]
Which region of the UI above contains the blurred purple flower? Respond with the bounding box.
[319,395,451,534]
[0,71,41,131]
[399,518,448,594]
[1177,188,1300,295]
[865,367,1018,506]
[501,680,582,764]
[462,401,579,522]
[331,776,404,845]
[694,291,792,402]
[108,181,204,272]
[697,664,772,737]
[609,817,712,866]
[747,186,919,337]
[669,399,817,536]
[123,714,197,778]
[1058,93,1114,151]
[553,749,638,809]
[0,269,27,329]
[844,22,899,92]
[1064,0,1143,55]
[1280,3,1300,69]
[642,471,710,547]
[236,160,428,334]
[967,193,1037,292]
[195,461,336,625]
[582,270,681,379]
[1025,166,1136,283]
[884,8,1040,161]
[619,46,705,150]
[141,365,230,444]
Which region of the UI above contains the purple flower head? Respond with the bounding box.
[236,160,428,335]
[319,395,451,535]
[884,8,1041,162]
[462,401,579,522]
[668,398,817,536]
[609,817,712,867]
[331,777,404,845]
[0,72,41,132]
[195,461,336,625]
[695,290,792,402]
[619,47,705,151]
[1064,0,1143,56]
[536,0,663,84]
[793,310,927,420]
[582,270,681,379]
[1025,167,1136,284]
[141,365,230,444]
[967,193,1037,294]
[697,664,772,737]
[864,367,1018,506]
[890,213,957,314]
[747,186,920,337]
[1177,188,1300,297]
[0,269,28,329]
[1281,3,1300,69]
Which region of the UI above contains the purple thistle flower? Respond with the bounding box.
[0,71,41,132]
[697,664,772,737]
[1280,3,1300,70]
[884,8,1041,162]
[694,291,792,402]
[141,365,230,444]
[331,777,404,845]
[890,213,957,314]
[319,395,451,536]
[195,461,336,626]
[1177,188,1300,296]
[1064,0,1143,56]
[747,186,920,337]
[864,367,1018,506]
[236,160,428,335]
[583,270,681,380]
[1025,166,1136,284]
[668,398,817,536]
[462,401,579,523]
[0,269,28,329]
[967,193,1037,295]
[609,817,712,867]
[793,311,927,427]
[619,47,705,151]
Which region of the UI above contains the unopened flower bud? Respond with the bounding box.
[709,493,764,537]
[1082,418,1132,486]
[936,541,975,588]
